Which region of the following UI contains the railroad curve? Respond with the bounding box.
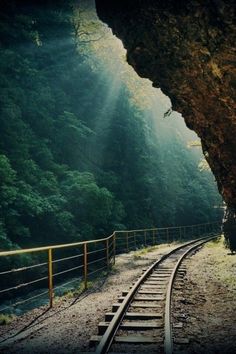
[91,236,218,354]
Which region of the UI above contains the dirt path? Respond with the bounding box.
[0,243,176,353]
[0,238,235,354]
[173,237,236,354]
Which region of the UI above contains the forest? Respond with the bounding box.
[0,0,222,252]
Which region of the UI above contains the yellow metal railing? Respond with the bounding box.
[0,221,221,314]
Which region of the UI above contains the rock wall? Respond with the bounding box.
[95,0,236,248]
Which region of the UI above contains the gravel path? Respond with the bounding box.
[173,237,236,354]
[0,238,235,354]
[0,243,176,354]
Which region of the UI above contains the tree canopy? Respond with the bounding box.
[0,0,222,251]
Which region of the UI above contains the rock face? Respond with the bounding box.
[95,0,236,249]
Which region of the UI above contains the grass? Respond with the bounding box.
[54,280,95,303]
[0,314,14,326]
[132,240,182,260]
[205,235,224,248]
[54,268,113,304]
[109,265,118,275]
[204,236,236,290]
[73,280,94,296]
[133,245,159,259]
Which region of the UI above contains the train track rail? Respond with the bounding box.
[91,235,218,354]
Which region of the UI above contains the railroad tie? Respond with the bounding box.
[105,312,163,321]
[90,335,162,345]
[122,290,164,296]
[91,235,217,353]
[98,321,164,335]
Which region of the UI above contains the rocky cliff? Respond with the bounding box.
[95,0,236,250]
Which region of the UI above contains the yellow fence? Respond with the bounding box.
[0,221,221,314]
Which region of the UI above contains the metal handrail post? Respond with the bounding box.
[126,232,129,252]
[106,239,109,269]
[84,243,88,290]
[179,227,182,242]
[48,248,53,308]
[113,233,116,265]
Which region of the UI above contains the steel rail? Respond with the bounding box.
[95,235,215,354]
[0,275,48,294]
[0,222,220,312]
[87,248,107,256]
[164,235,218,354]
[0,233,116,257]
[2,289,49,310]
[115,221,219,234]
[52,253,84,264]
[53,264,84,278]
[0,261,48,275]
[0,222,219,257]
[88,265,107,276]
[87,257,107,266]
[53,277,81,292]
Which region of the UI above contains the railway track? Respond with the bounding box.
[90,235,218,354]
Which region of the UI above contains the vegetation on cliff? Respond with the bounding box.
[0,0,221,252]
[95,0,235,251]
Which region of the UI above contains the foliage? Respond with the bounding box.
[0,314,15,325]
[0,0,221,255]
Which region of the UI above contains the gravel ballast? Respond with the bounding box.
[0,238,235,354]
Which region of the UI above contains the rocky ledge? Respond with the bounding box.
[95,0,236,250]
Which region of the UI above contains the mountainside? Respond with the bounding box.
[0,0,221,251]
[95,0,236,249]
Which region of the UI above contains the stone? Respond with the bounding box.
[96,0,236,246]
